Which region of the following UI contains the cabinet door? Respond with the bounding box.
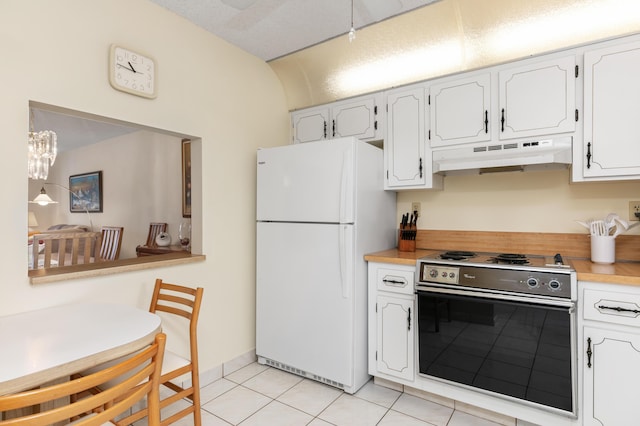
[331,95,381,141]
[291,107,330,143]
[582,41,640,178]
[385,86,426,188]
[430,73,491,147]
[583,326,640,425]
[498,56,576,140]
[376,294,414,381]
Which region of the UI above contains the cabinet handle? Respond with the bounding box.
[587,337,592,368]
[382,278,407,287]
[419,157,423,179]
[597,304,640,315]
[323,121,327,139]
[332,119,336,137]
[408,307,411,331]
[484,110,488,133]
[501,109,505,132]
[586,142,592,169]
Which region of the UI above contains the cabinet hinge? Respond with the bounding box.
[575,109,579,122]
[428,95,431,105]
[374,120,378,130]
[386,170,389,180]
[375,351,378,361]
[428,129,431,140]
[374,105,378,115]
[575,65,579,78]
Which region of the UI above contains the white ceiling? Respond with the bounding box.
[148,0,440,61]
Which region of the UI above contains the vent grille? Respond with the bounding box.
[263,358,345,390]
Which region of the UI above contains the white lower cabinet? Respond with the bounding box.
[376,294,414,381]
[581,282,640,425]
[368,262,415,383]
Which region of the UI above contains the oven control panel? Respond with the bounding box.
[420,264,459,285]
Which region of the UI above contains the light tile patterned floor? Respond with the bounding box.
[152,362,505,426]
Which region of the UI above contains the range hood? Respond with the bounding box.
[432,137,572,174]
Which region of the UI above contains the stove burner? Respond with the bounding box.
[439,251,476,261]
[491,253,530,265]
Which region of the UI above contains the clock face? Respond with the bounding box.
[109,45,156,98]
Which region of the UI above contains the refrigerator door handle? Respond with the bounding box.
[339,225,354,299]
[339,147,354,223]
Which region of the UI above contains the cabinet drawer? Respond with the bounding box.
[377,268,414,295]
[583,288,640,327]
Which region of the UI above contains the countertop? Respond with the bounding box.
[364,249,640,286]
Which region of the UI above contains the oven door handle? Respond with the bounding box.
[415,285,575,310]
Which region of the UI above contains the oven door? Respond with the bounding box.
[416,286,576,416]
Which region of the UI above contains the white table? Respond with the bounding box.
[0,303,161,396]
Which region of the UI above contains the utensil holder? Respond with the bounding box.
[591,235,615,264]
[398,228,416,252]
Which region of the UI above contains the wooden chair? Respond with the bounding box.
[146,222,168,247]
[100,226,124,261]
[127,279,204,425]
[30,231,102,269]
[0,333,166,426]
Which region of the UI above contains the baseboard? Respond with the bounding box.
[193,348,257,388]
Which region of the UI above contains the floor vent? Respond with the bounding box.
[262,358,344,390]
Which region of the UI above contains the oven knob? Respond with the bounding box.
[429,269,438,278]
[526,277,539,288]
[548,279,561,291]
[441,271,448,278]
[449,272,455,278]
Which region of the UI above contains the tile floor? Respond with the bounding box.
[158,362,505,426]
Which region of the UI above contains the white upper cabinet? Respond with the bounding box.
[429,73,491,147]
[580,40,640,180]
[331,95,382,140]
[384,84,442,190]
[291,107,330,143]
[291,93,382,144]
[498,56,576,140]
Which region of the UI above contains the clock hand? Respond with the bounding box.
[128,61,137,73]
[117,63,135,72]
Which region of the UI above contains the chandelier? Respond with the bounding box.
[28,110,57,180]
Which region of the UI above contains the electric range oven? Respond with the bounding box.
[415,251,577,417]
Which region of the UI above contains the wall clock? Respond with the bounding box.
[108,44,157,99]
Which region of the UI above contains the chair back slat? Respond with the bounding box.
[100,226,124,261]
[146,222,168,247]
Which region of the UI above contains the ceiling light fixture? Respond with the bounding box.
[348,0,356,42]
[28,109,57,180]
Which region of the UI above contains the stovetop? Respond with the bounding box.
[416,250,576,299]
[421,250,573,272]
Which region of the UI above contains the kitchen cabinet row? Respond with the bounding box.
[291,33,640,188]
[367,261,640,425]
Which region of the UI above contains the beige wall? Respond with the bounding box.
[397,169,640,236]
[3,0,289,372]
[28,131,185,259]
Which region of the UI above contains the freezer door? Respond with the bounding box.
[256,222,355,387]
[257,138,355,223]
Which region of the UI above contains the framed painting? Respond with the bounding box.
[182,139,191,218]
[69,171,103,213]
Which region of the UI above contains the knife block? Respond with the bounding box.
[398,228,416,252]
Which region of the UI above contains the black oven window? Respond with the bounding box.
[418,293,572,412]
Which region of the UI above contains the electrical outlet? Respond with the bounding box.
[630,201,640,221]
[411,202,421,218]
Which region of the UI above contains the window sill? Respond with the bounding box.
[28,252,206,284]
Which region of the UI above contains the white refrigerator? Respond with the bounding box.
[256,137,396,394]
